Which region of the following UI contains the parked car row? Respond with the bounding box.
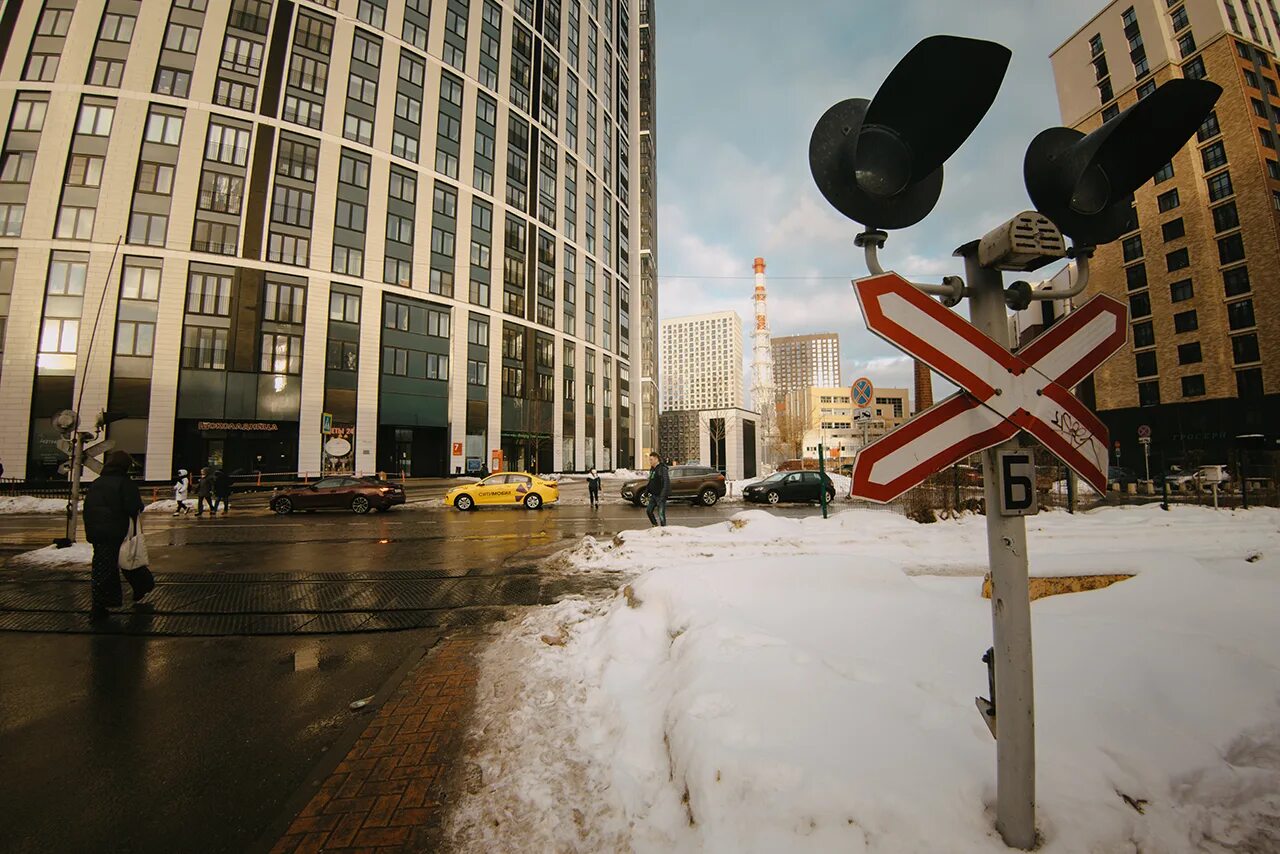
[266,467,843,517]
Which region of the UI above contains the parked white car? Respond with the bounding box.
[1166,465,1230,489]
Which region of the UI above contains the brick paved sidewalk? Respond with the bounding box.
[271,634,480,853]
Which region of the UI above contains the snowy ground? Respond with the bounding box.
[448,506,1280,853]
[0,496,75,514]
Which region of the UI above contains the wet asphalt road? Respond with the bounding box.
[0,480,837,854]
[0,480,829,573]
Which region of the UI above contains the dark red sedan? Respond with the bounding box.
[269,476,405,514]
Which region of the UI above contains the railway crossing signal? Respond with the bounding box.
[810,34,1219,849]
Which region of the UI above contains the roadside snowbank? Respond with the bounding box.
[0,496,74,514]
[10,542,93,567]
[449,505,1280,852]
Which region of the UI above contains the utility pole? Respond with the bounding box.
[962,246,1036,847]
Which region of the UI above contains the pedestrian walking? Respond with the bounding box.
[587,468,602,508]
[82,450,154,620]
[213,468,232,515]
[644,452,671,527]
[195,467,215,516]
[172,469,191,516]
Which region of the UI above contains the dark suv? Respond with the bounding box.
[743,471,836,505]
[621,466,727,507]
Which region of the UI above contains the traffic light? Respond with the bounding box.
[1024,79,1221,246]
[809,36,1011,230]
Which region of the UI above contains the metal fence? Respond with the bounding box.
[881,456,1280,522]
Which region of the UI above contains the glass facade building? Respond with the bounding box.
[0,0,650,480]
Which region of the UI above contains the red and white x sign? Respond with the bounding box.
[851,272,1127,502]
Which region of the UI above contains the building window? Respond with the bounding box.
[326,340,358,371]
[155,68,193,97]
[24,54,59,82]
[1183,56,1206,79]
[128,212,167,246]
[1232,333,1260,364]
[1197,110,1220,141]
[264,281,306,323]
[206,123,251,166]
[116,320,155,357]
[1228,298,1255,330]
[1129,291,1151,319]
[1208,171,1233,201]
[144,111,184,145]
[1135,351,1158,378]
[1157,188,1180,212]
[1201,141,1227,171]
[329,291,361,323]
[187,272,232,315]
[1237,368,1264,399]
[36,7,72,36]
[1223,265,1251,296]
[1218,233,1245,264]
[55,206,95,240]
[1133,320,1154,348]
[1162,218,1185,242]
[1177,342,1202,365]
[164,22,201,53]
[1121,234,1143,261]
[87,59,124,87]
[1153,161,1174,183]
[260,333,303,374]
[1181,374,1205,397]
[40,318,79,353]
[1263,128,1278,150]
[1125,263,1147,290]
[1173,309,1198,333]
[1169,278,1193,302]
[122,264,161,300]
[76,103,115,136]
[47,257,87,295]
[1166,248,1190,271]
[1212,201,1239,233]
[1138,380,1160,407]
[1137,79,1156,99]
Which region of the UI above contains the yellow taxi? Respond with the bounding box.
[445,472,560,511]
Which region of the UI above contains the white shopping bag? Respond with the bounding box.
[118,516,150,570]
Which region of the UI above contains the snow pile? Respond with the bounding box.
[449,506,1280,852]
[10,542,93,567]
[0,496,74,514]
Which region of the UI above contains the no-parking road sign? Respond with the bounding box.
[850,272,1127,501]
[851,377,874,408]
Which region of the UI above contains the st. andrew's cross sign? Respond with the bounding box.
[850,272,1127,503]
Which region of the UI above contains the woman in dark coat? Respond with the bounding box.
[82,450,152,619]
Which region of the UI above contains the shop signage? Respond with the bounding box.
[197,421,280,432]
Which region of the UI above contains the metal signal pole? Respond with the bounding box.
[962,245,1036,849]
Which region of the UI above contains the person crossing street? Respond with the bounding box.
[586,468,602,508]
[645,452,671,527]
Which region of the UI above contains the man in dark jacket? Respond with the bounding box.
[212,468,232,515]
[645,452,671,527]
[195,467,214,516]
[82,450,151,619]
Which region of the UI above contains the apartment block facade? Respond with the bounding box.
[0,0,651,480]
[658,310,742,412]
[1051,0,1280,465]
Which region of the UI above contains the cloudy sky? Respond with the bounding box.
[652,0,1105,404]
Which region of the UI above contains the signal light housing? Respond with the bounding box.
[1024,78,1221,246]
[809,35,1011,230]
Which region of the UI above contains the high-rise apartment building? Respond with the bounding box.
[1051,0,1280,463]
[659,311,742,411]
[773,333,841,396]
[637,0,657,460]
[0,0,653,479]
